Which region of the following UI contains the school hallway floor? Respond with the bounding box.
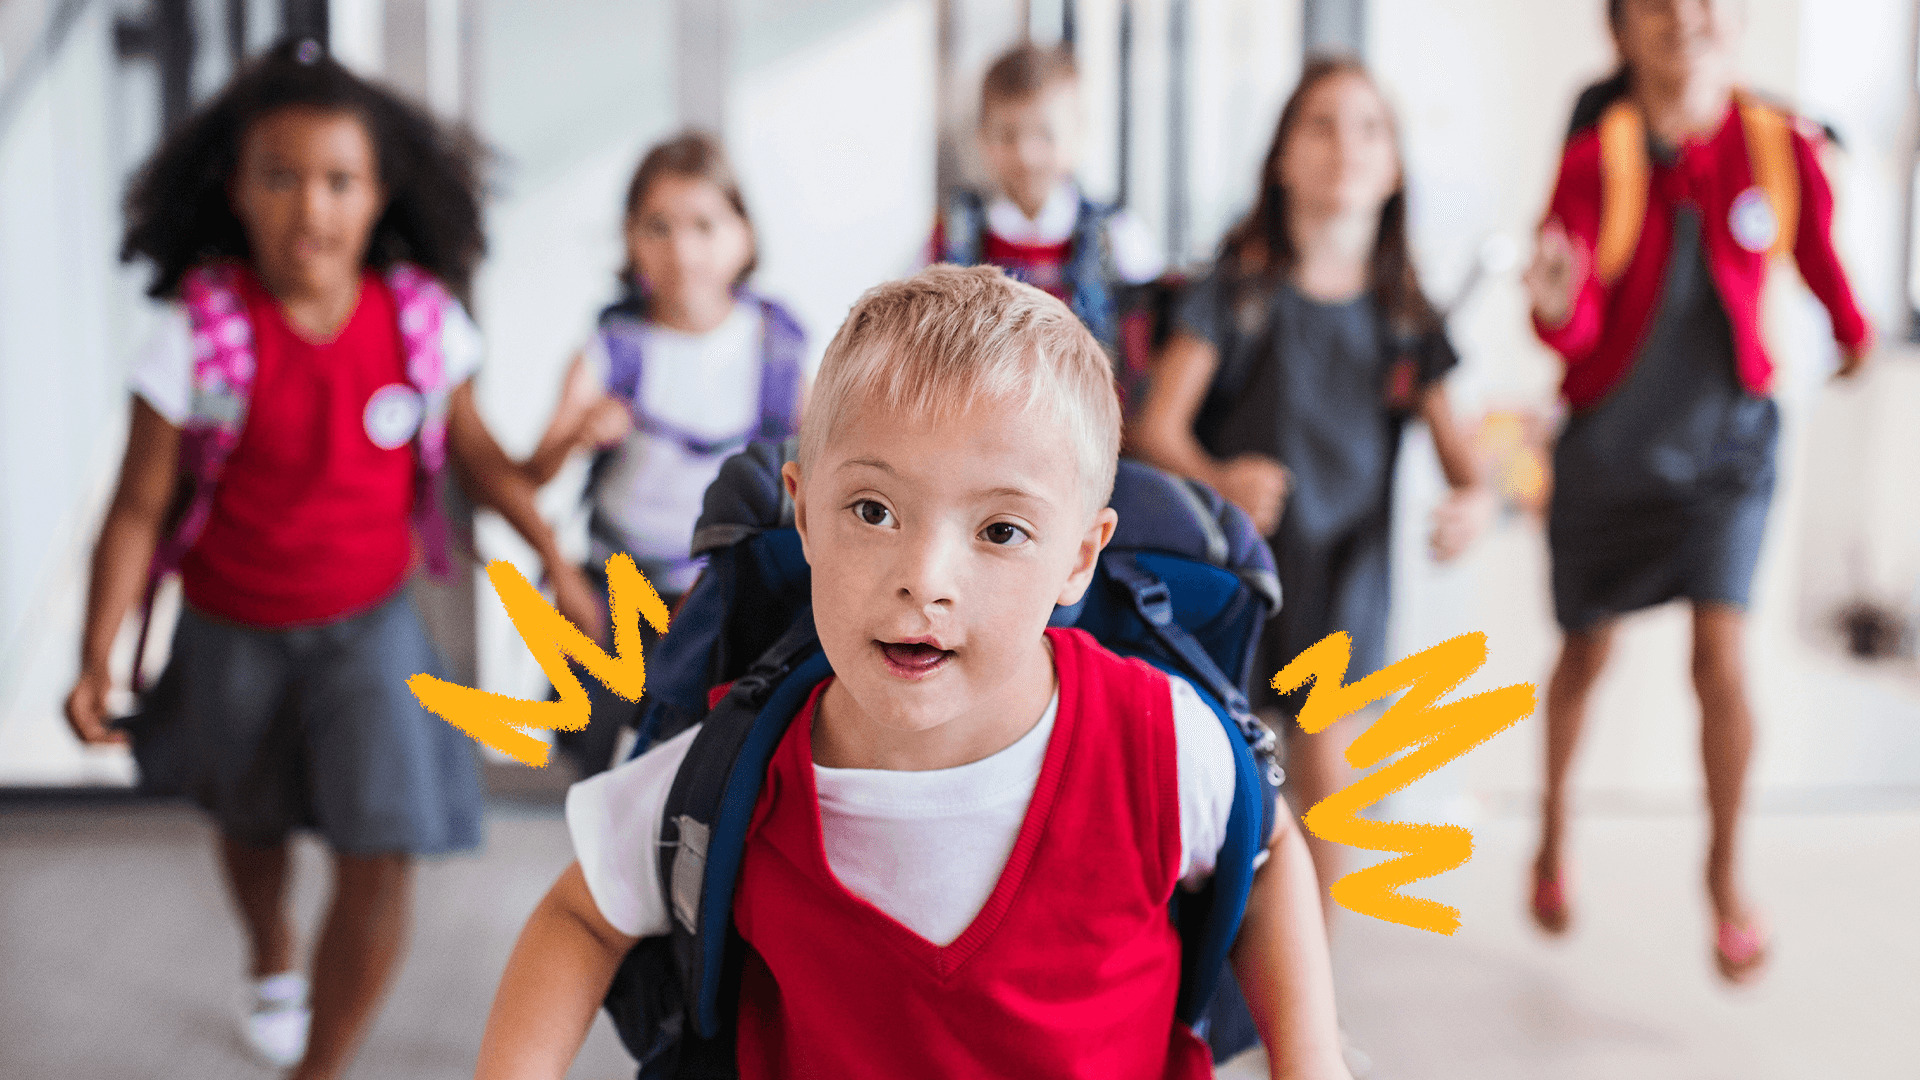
[3,790,1915,1080]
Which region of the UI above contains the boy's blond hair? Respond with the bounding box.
[799,265,1121,511]
[979,42,1079,117]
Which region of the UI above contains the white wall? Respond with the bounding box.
[0,4,160,785]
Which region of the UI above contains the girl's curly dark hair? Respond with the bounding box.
[121,38,487,302]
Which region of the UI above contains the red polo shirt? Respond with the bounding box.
[180,271,420,627]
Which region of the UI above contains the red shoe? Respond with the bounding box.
[1714,916,1770,985]
[1530,867,1573,936]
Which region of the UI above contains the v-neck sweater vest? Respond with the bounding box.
[731,627,1213,1079]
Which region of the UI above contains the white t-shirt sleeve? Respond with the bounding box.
[564,724,700,938]
[128,306,195,425]
[1170,675,1238,888]
[128,297,483,423]
[580,328,611,388]
[1106,209,1168,284]
[440,299,484,385]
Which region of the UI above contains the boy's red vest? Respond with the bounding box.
[1535,93,1869,410]
[731,627,1215,1079]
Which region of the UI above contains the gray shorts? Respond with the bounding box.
[137,591,483,856]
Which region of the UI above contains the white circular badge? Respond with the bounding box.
[364,384,424,450]
[1729,187,1779,253]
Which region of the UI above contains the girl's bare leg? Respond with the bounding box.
[1535,624,1615,912]
[289,851,414,1080]
[220,836,297,978]
[1690,603,1758,928]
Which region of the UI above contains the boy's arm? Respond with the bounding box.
[1229,814,1351,1080]
[476,862,637,1080]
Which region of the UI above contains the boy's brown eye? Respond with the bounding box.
[981,522,1029,547]
[853,500,893,527]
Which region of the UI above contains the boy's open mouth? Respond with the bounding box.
[877,640,954,679]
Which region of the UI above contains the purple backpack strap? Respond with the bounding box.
[598,319,739,453]
[133,264,257,690]
[749,295,805,440]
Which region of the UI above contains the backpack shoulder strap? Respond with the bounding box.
[657,617,831,1042]
[1734,91,1801,261]
[748,295,806,440]
[1066,194,1119,348]
[941,189,988,265]
[153,263,259,571]
[382,263,459,578]
[1102,553,1281,1027]
[1594,99,1650,286]
[597,314,649,407]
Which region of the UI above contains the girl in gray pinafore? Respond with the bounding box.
[1130,58,1491,930]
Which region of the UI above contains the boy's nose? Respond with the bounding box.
[893,529,960,610]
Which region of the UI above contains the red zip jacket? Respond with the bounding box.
[1534,98,1870,409]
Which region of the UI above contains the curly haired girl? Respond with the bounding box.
[65,39,597,1079]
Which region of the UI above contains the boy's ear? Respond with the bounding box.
[1055,505,1118,608]
[781,461,810,559]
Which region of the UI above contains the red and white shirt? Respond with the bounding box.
[566,646,1235,944]
[131,269,483,627]
[929,179,1167,297]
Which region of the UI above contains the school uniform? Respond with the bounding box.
[1536,98,1869,631]
[933,180,1164,350]
[556,294,807,775]
[567,629,1237,1078]
[131,267,485,855]
[1175,272,1458,698]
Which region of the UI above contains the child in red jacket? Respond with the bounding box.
[1525,0,1871,984]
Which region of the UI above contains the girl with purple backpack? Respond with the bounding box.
[63,41,596,1080]
[517,132,807,776]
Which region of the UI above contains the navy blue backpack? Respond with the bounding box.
[602,441,1283,1078]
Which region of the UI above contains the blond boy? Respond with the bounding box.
[476,267,1346,1080]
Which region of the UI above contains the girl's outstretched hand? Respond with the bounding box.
[64,668,125,746]
[1525,222,1581,329]
[1835,340,1873,380]
[1429,485,1495,563]
[1212,455,1290,536]
[576,398,633,450]
[549,561,608,646]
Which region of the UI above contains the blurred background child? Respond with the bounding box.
[60,41,596,1080]
[517,132,806,776]
[1130,56,1491,929]
[1524,0,1872,983]
[932,42,1163,355]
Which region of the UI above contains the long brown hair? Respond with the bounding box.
[619,129,757,287]
[1215,56,1438,335]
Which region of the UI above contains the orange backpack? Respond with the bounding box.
[1592,91,1801,284]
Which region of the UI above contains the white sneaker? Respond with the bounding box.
[240,972,311,1069]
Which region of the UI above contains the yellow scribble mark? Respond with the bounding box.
[408,555,669,767]
[1274,631,1535,935]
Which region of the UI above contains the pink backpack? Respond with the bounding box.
[134,262,462,681]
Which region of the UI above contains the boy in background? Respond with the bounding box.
[934,43,1164,353]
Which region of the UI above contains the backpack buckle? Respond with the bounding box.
[1132,578,1175,627]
